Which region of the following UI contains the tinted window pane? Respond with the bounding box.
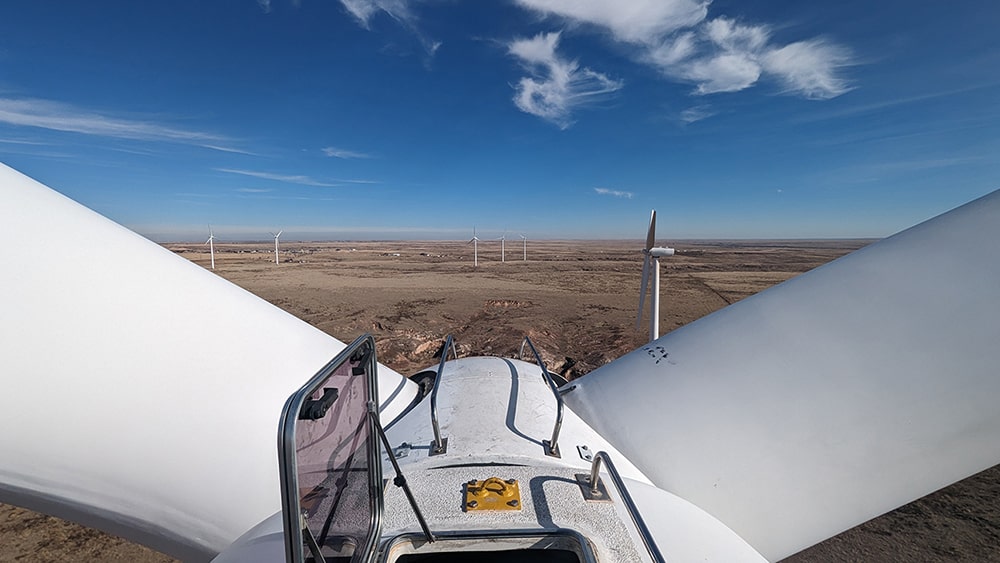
[294,351,373,561]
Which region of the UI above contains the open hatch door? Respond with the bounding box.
[279,335,382,563]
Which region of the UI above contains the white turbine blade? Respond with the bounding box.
[275,230,282,238]
[636,254,650,327]
[565,189,1000,561]
[645,210,656,250]
[0,164,418,560]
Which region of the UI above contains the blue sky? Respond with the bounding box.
[0,0,997,241]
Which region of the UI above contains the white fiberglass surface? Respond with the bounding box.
[565,190,1000,561]
[0,163,417,560]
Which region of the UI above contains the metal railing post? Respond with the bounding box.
[429,335,457,456]
[518,336,563,458]
[584,452,665,563]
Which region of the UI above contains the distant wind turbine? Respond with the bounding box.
[498,232,507,263]
[468,227,479,267]
[520,234,526,261]
[270,230,282,265]
[205,226,216,270]
[636,210,675,342]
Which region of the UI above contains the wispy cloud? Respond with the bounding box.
[796,84,993,124]
[338,0,440,55]
[679,104,717,123]
[0,137,48,146]
[514,1,853,100]
[336,178,381,184]
[0,97,231,143]
[508,32,623,128]
[761,39,852,99]
[216,168,341,187]
[202,144,257,155]
[235,187,273,193]
[322,146,372,159]
[217,168,379,187]
[594,187,633,199]
[516,0,709,44]
[257,0,272,13]
[340,0,393,28]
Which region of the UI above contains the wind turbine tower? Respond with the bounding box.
[636,210,675,342]
[468,228,479,267]
[270,231,282,265]
[520,234,526,261]
[500,233,506,263]
[205,226,216,270]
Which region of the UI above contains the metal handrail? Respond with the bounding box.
[586,452,665,563]
[429,335,458,455]
[518,336,563,458]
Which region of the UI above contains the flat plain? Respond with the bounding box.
[1,239,997,562]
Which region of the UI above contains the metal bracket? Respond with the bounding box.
[543,439,561,458]
[298,387,339,420]
[465,477,522,511]
[429,437,448,456]
[392,442,411,459]
[577,444,594,462]
[575,473,612,503]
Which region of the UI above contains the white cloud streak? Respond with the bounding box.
[0,138,48,146]
[337,0,439,55]
[217,168,379,187]
[202,144,257,155]
[322,146,372,159]
[0,98,231,143]
[216,168,342,187]
[594,187,633,199]
[516,0,709,44]
[679,104,717,123]
[508,32,623,128]
[340,0,394,28]
[762,40,853,99]
[514,1,853,100]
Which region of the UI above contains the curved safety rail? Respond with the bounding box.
[583,451,665,563]
[429,335,458,456]
[518,336,563,458]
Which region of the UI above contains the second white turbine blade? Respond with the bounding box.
[645,210,656,251]
[566,189,1000,561]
